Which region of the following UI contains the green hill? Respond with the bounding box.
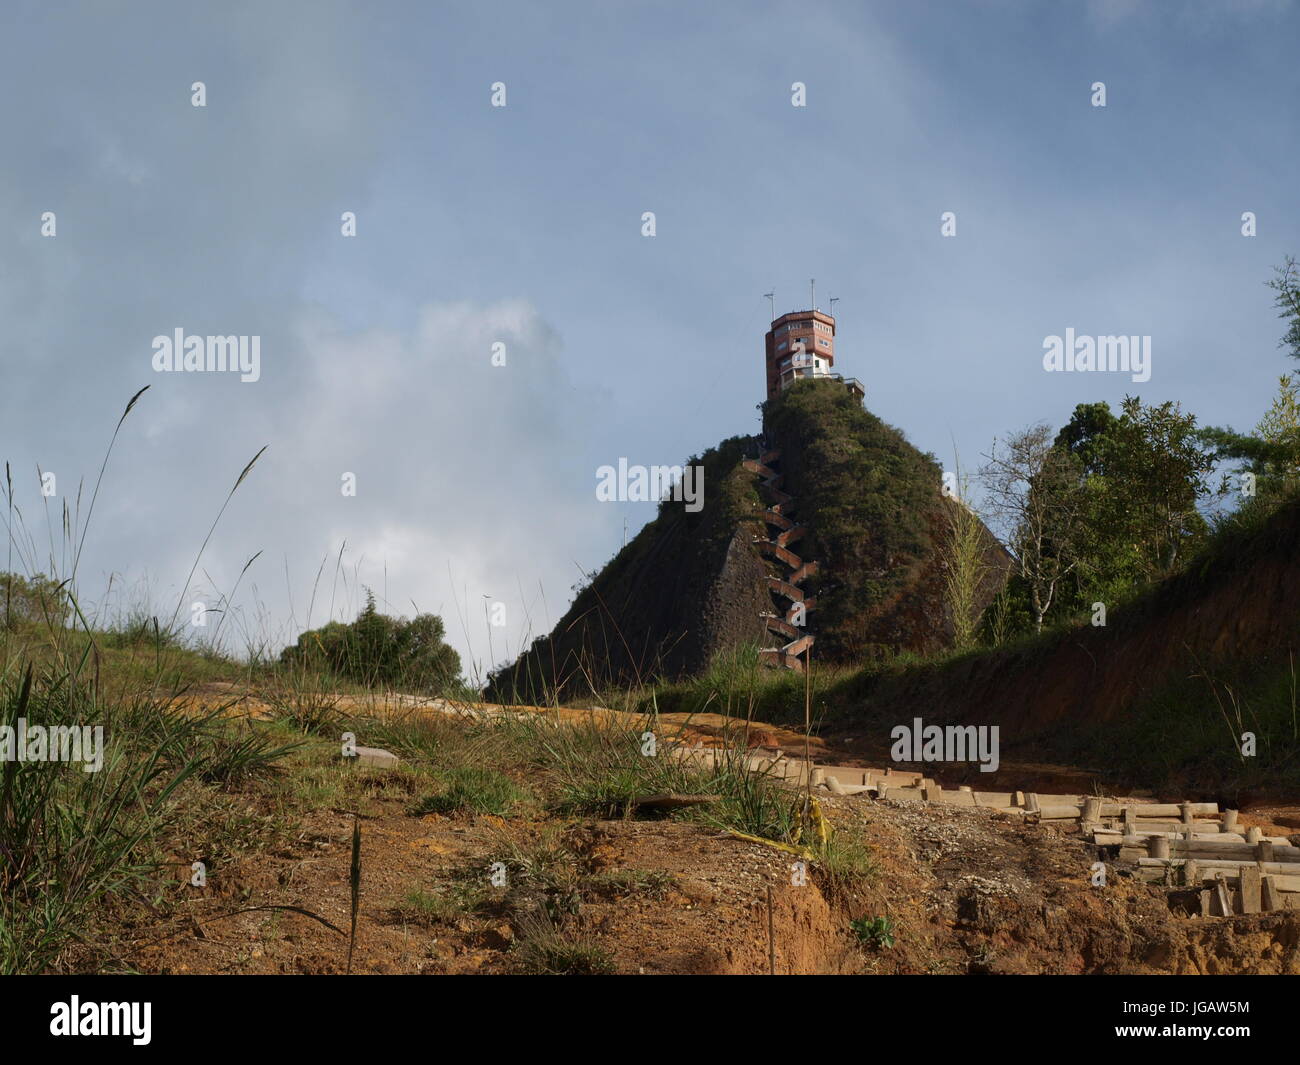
[489,380,1010,701]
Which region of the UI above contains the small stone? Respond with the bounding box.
[343,745,400,768]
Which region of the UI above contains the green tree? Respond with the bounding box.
[1052,397,1212,614]
[1095,397,1213,578]
[980,424,1088,632]
[1200,258,1300,504]
[1267,255,1300,362]
[281,590,462,694]
[1053,400,1117,476]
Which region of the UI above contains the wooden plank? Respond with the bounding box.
[1240,866,1262,914]
[1157,839,1300,862]
[1113,819,1228,833]
[1138,858,1300,882]
[1214,876,1233,917]
[1262,876,1283,913]
[1103,803,1218,818]
[1096,831,1247,845]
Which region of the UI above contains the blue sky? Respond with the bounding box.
[1,0,1297,676]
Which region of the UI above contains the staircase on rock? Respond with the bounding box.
[744,447,817,672]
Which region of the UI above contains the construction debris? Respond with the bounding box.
[666,741,1300,916]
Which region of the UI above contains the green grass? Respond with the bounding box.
[393,884,489,925]
[411,766,529,816]
[585,867,675,900]
[0,661,294,974]
[510,909,616,975]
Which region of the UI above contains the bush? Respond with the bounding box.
[280,590,461,694]
[1,573,70,630]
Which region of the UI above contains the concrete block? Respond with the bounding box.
[345,745,400,769]
[1240,866,1262,914]
[1214,876,1233,917]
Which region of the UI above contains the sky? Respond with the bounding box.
[1,0,1297,679]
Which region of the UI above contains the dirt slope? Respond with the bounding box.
[824,498,1300,798]
[103,775,1300,976]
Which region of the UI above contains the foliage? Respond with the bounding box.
[986,397,1213,635]
[1268,255,1300,362]
[280,590,461,694]
[850,915,895,949]
[1,573,69,630]
[411,766,529,816]
[763,380,942,660]
[981,424,1087,631]
[938,468,990,650]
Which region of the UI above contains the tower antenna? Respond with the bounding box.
[829,296,839,318]
[810,278,815,311]
[763,290,775,320]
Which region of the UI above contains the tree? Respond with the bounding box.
[1,572,69,630]
[280,590,462,694]
[1200,258,1300,502]
[980,425,1087,632]
[1093,397,1212,578]
[1052,397,1213,609]
[1267,255,1300,362]
[1251,374,1300,499]
[1054,401,1117,476]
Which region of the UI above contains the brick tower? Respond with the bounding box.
[763,308,863,402]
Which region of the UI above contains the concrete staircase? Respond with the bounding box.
[668,741,1300,916]
[744,447,816,673]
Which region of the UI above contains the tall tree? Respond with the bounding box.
[980,424,1087,632]
[1096,397,1213,577]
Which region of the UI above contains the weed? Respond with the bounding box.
[850,915,895,950]
[411,766,528,817]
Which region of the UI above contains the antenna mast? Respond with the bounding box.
[764,290,775,320]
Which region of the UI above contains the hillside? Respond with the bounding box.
[815,498,1300,799]
[489,380,1010,701]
